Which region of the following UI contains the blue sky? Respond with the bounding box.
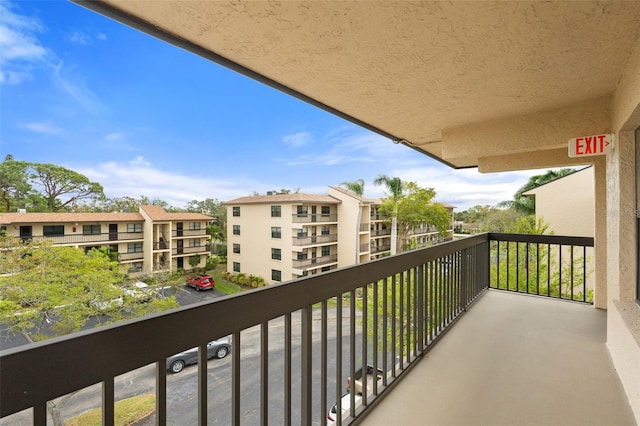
[1,1,547,211]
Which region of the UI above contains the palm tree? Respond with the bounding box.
[340,179,365,196]
[499,168,576,214]
[374,175,404,255]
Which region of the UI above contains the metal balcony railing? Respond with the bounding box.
[359,223,370,232]
[292,254,338,268]
[171,229,207,237]
[291,213,338,223]
[371,229,391,237]
[0,233,593,425]
[371,244,391,254]
[18,232,144,245]
[488,233,594,303]
[292,233,337,246]
[172,246,209,255]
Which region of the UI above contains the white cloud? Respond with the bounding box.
[51,61,106,114]
[0,2,48,85]
[67,30,92,45]
[105,132,124,141]
[282,131,312,147]
[18,121,62,134]
[75,159,275,207]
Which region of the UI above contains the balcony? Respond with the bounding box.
[171,229,207,237]
[2,233,631,426]
[292,254,338,269]
[20,232,144,245]
[291,213,338,224]
[292,233,338,246]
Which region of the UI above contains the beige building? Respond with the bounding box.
[226,187,453,283]
[523,167,595,238]
[0,205,213,275]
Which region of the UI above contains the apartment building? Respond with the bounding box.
[0,205,213,275]
[226,186,454,283]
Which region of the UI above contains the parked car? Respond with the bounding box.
[166,337,231,373]
[186,274,215,291]
[327,393,362,425]
[123,281,152,302]
[346,365,384,395]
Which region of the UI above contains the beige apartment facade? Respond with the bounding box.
[226,187,453,283]
[523,167,595,238]
[0,205,212,275]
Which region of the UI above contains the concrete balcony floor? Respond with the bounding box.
[361,290,637,426]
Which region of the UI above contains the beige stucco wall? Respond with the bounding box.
[606,33,640,424]
[524,167,594,238]
[227,203,296,283]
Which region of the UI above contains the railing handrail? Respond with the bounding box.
[488,232,594,247]
[0,234,489,417]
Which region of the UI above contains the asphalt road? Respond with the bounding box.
[1,308,364,426]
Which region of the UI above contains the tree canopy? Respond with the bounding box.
[376,181,451,252]
[340,179,366,196]
[0,237,179,342]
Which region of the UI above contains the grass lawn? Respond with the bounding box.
[65,393,155,426]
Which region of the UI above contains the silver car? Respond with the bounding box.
[166,337,231,373]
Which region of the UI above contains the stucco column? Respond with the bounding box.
[593,159,607,309]
[606,131,637,304]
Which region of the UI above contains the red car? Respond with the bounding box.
[186,274,215,291]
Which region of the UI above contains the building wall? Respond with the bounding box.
[525,167,594,237]
[606,35,640,423]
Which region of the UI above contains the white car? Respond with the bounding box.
[327,393,362,425]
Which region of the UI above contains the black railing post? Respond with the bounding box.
[301,305,312,425]
[461,248,468,310]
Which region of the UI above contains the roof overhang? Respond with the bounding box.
[74,1,640,170]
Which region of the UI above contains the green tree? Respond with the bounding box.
[498,168,576,215]
[0,157,32,212]
[374,175,403,255]
[28,163,105,211]
[0,237,180,341]
[376,181,450,253]
[340,178,366,196]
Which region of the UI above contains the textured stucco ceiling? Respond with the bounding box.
[76,0,640,168]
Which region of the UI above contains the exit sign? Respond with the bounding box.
[568,134,614,158]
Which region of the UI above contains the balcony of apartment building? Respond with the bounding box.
[359,222,370,233]
[292,232,338,247]
[5,232,632,426]
[16,230,144,246]
[291,213,338,224]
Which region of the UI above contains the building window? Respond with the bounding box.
[189,239,201,247]
[321,226,330,235]
[297,252,307,261]
[83,225,101,235]
[233,243,240,254]
[189,222,201,230]
[127,242,143,253]
[127,223,142,233]
[272,269,282,282]
[297,228,307,238]
[321,246,330,256]
[271,227,281,238]
[233,206,240,217]
[272,248,281,260]
[322,266,331,272]
[321,206,330,216]
[233,262,241,272]
[233,225,240,235]
[271,205,281,217]
[43,225,64,236]
[296,205,308,217]
[128,262,143,273]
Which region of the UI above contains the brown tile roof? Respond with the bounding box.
[225,193,341,205]
[0,206,213,225]
[139,205,213,221]
[0,212,143,224]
